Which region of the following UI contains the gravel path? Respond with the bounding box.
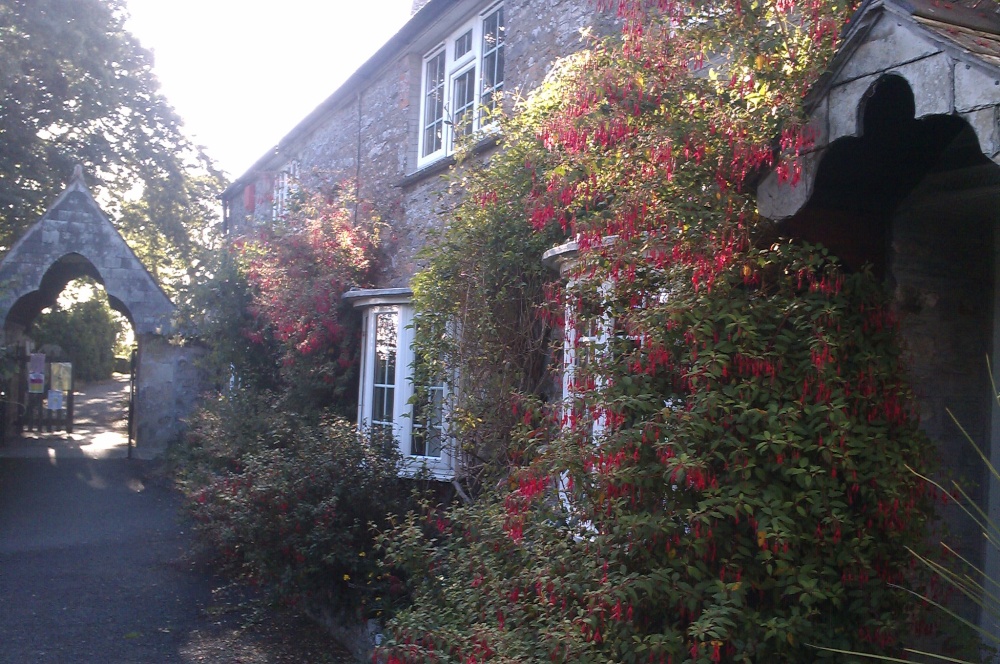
[0,376,353,663]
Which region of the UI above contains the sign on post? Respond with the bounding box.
[50,363,71,392]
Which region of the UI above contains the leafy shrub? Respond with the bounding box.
[31,288,126,382]
[173,390,284,485]
[379,242,941,663]
[180,395,405,616]
[179,246,283,395]
[174,178,394,623]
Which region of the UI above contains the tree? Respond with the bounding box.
[30,281,126,382]
[0,0,223,283]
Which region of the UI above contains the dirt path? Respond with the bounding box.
[0,377,354,663]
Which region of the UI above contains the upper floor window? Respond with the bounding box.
[418,3,505,167]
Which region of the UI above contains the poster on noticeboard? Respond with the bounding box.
[51,363,72,393]
[28,372,44,394]
[29,353,44,374]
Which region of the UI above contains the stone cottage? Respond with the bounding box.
[221,0,615,478]
[222,0,1000,640]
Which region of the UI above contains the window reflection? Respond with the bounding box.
[372,311,398,430]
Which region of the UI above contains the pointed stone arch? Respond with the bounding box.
[0,169,201,453]
[758,0,1000,221]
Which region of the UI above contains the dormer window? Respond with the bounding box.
[418,3,505,167]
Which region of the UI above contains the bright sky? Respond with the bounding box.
[124,0,414,180]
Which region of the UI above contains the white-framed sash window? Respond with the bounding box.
[417,3,505,167]
[348,289,455,479]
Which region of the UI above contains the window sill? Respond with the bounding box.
[399,457,456,481]
[399,134,500,188]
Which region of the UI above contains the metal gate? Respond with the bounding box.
[126,347,137,458]
[11,346,74,435]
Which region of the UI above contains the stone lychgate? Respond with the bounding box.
[0,167,201,453]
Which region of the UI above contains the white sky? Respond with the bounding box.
[124,0,414,180]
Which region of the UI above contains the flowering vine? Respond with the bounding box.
[379,0,953,661]
[242,180,381,408]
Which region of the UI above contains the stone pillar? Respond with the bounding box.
[133,334,206,457]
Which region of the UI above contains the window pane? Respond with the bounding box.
[412,383,444,458]
[372,311,398,427]
[452,68,476,138]
[373,386,387,422]
[480,7,505,116]
[483,8,501,48]
[422,51,446,156]
[455,30,472,59]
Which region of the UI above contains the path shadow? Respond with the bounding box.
[0,372,131,460]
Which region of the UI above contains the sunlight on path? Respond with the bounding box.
[0,373,131,460]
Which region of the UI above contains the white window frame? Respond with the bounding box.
[348,290,456,480]
[271,159,300,221]
[417,2,504,168]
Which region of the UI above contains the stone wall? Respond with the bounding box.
[226,0,619,290]
[133,336,207,456]
[890,165,998,574]
[0,173,201,454]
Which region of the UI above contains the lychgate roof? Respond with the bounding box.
[0,168,175,336]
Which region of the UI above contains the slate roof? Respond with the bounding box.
[222,0,1000,200]
[903,0,1000,68]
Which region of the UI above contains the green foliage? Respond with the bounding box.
[174,180,392,618]
[0,0,223,281]
[242,180,379,416]
[30,287,125,382]
[381,0,947,660]
[410,57,583,484]
[179,179,379,416]
[180,245,283,394]
[817,390,1000,663]
[381,242,940,662]
[178,390,406,616]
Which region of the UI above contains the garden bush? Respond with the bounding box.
[379,241,942,663]
[181,399,405,617]
[174,177,398,627]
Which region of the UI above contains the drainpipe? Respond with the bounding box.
[354,90,363,226]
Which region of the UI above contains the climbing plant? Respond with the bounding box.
[379,0,949,661]
[409,58,581,485]
[238,180,381,415]
[382,242,943,662]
